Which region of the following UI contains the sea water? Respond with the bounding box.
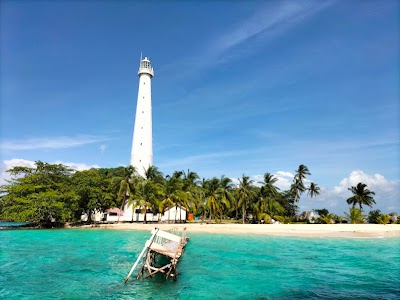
[0,229,399,300]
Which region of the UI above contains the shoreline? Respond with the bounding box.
[73,223,400,238]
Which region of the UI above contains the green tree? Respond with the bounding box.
[255,172,283,222]
[290,164,310,206]
[204,177,220,222]
[112,166,136,221]
[344,207,365,224]
[160,176,188,223]
[368,209,382,224]
[277,190,297,217]
[72,169,114,221]
[320,213,335,224]
[128,179,162,223]
[0,161,79,226]
[144,166,164,183]
[216,176,234,222]
[346,182,376,210]
[377,214,390,225]
[237,175,257,224]
[314,208,329,217]
[258,173,280,198]
[307,182,320,198]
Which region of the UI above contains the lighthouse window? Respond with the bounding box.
[142,111,144,113]
[140,143,142,145]
[143,96,145,99]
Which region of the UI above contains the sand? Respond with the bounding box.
[81,222,400,238]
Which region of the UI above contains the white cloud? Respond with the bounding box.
[212,0,334,58]
[99,144,107,153]
[274,171,294,190]
[302,170,400,215]
[0,158,100,185]
[0,135,111,151]
[52,160,100,171]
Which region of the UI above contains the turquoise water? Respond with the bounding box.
[0,222,31,228]
[1,229,399,299]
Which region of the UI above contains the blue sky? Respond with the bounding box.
[1,0,399,214]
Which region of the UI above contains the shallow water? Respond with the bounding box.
[1,229,399,299]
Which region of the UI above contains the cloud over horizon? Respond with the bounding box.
[0,158,100,185]
[303,170,400,214]
[0,135,112,151]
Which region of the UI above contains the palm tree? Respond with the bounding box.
[377,214,390,225]
[159,177,187,223]
[204,178,220,222]
[290,178,305,205]
[295,164,311,182]
[306,182,320,211]
[112,166,136,222]
[254,196,284,223]
[237,175,257,224]
[128,179,162,223]
[307,182,320,198]
[143,166,164,183]
[182,169,200,216]
[344,207,365,224]
[291,164,310,205]
[346,182,376,210]
[258,172,280,198]
[255,173,283,223]
[182,169,200,190]
[216,176,234,222]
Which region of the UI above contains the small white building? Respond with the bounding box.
[104,208,124,222]
[161,206,187,223]
[121,205,158,222]
[90,209,103,222]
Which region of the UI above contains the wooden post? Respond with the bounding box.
[123,228,159,284]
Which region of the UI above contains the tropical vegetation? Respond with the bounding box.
[1,161,390,226]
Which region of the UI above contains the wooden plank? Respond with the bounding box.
[124,228,159,284]
[151,228,181,243]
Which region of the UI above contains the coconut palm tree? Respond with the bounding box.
[258,172,280,198]
[290,164,311,205]
[295,164,311,182]
[128,179,162,223]
[254,196,284,223]
[344,207,365,224]
[307,182,320,198]
[346,182,376,210]
[159,176,187,223]
[237,175,257,224]
[306,182,320,211]
[112,166,136,222]
[290,178,305,205]
[377,214,390,225]
[216,176,234,222]
[143,166,164,183]
[204,177,220,222]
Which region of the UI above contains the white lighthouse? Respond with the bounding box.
[130,56,154,177]
[122,57,154,222]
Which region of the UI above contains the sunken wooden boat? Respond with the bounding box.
[124,227,188,283]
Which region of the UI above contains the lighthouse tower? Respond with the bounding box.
[130,56,154,177]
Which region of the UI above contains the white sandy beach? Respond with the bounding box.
[81,222,400,238]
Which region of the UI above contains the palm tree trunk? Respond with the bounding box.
[118,195,127,223]
[242,205,246,224]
